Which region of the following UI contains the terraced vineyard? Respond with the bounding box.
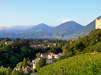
[33,53,101,75]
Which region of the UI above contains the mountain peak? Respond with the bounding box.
[64,21,78,23]
[37,23,48,26]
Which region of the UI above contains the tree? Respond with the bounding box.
[16,62,22,69]
[36,58,46,71]
[89,29,101,45]
[63,43,73,57]
[36,52,41,58]
[10,70,24,75]
[10,56,19,68]
[22,58,27,68]
[94,43,101,52]
[0,66,12,75]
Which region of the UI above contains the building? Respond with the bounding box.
[21,66,33,74]
[14,66,33,74]
[5,41,13,45]
[53,54,59,59]
[48,53,54,59]
[95,18,101,29]
[58,53,63,56]
[32,52,63,69]
[40,53,48,58]
[32,58,40,69]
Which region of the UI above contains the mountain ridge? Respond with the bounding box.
[0,21,84,39]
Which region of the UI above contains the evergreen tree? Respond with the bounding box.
[22,58,27,68]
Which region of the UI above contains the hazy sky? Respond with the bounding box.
[0,0,101,26]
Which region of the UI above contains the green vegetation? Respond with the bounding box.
[34,53,101,75]
[0,38,66,69]
[33,29,101,75]
[0,29,101,75]
[36,52,41,58]
[22,58,27,68]
[36,58,46,71]
[0,66,12,75]
[10,70,24,75]
[0,38,67,74]
[63,29,101,57]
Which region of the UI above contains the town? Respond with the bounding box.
[0,38,67,74]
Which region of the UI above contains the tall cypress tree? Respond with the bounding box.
[22,58,27,68]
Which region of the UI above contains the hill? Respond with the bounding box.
[33,29,101,75]
[33,53,101,75]
[70,16,101,38]
[63,16,101,40]
[51,21,84,37]
[22,21,84,39]
[74,19,95,36]
[0,21,84,39]
[26,23,52,33]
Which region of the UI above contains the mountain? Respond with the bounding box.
[0,26,10,30]
[22,21,84,39]
[26,23,52,33]
[51,21,84,37]
[9,25,34,31]
[70,16,101,38]
[75,20,95,36]
[0,21,84,39]
[0,25,35,33]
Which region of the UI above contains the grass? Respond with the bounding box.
[33,53,101,75]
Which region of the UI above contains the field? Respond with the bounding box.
[33,53,101,75]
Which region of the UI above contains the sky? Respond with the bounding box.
[0,0,101,26]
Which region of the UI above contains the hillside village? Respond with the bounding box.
[0,38,67,74]
[13,52,63,74]
[32,52,63,69]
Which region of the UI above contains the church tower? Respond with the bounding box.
[95,17,101,29]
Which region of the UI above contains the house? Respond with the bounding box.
[58,53,64,56]
[21,66,33,74]
[53,54,59,59]
[48,52,54,59]
[31,52,63,69]
[32,58,54,69]
[40,53,48,59]
[14,66,33,74]
[48,53,60,59]
[41,52,61,59]
[38,44,42,47]
[53,43,56,46]
[5,41,13,45]
[48,43,52,47]
[32,58,40,69]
